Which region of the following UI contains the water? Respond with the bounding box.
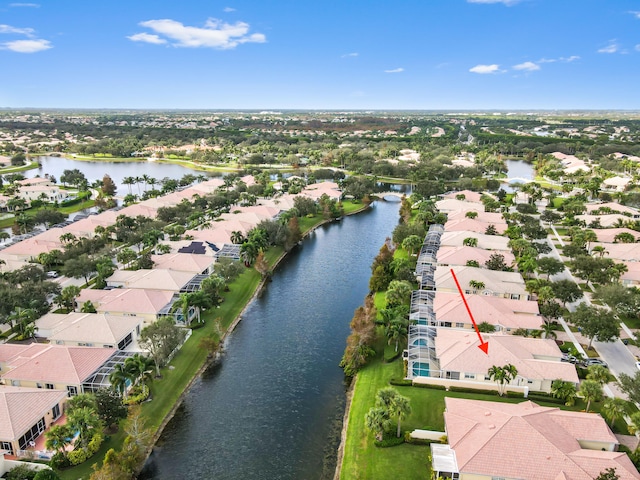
[26,156,218,197]
[502,159,536,192]
[141,200,400,480]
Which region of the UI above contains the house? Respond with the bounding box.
[435,265,528,301]
[432,397,640,480]
[0,451,51,476]
[444,218,507,235]
[593,228,640,244]
[436,246,515,269]
[17,184,72,206]
[443,190,484,204]
[105,269,202,292]
[433,292,540,332]
[150,253,215,275]
[592,242,640,262]
[0,385,66,456]
[0,344,119,396]
[577,214,631,228]
[585,202,640,218]
[430,329,578,392]
[621,261,640,287]
[36,312,144,350]
[440,231,510,251]
[603,176,632,192]
[75,288,178,325]
[446,210,505,225]
[435,199,485,214]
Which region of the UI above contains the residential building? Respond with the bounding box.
[436,246,515,269]
[439,231,510,251]
[0,386,66,456]
[432,397,640,480]
[435,265,528,301]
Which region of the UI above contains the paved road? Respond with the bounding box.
[546,225,638,379]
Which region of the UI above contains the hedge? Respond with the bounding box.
[374,435,405,448]
[413,383,447,390]
[389,378,413,386]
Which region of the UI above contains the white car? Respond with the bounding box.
[635,361,640,371]
[46,271,59,278]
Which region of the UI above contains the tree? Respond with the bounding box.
[67,405,103,448]
[139,317,187,377]
[468,280,485,292]
[536,257,565,280]
[586,364,610,385]
[484,253,509,271]
[551,279,583,307]
[595,468,620,480]
[463,237,478,247]
[488,364,518,396]
[401,235,422,256]
[94,387,128,429]
[478,321,496,333]
[385,280,412,307]
[254,251,271,277]
[45,423,74,455]
[109,363,133,398]
[116,248,137,269]
[61,254,97,285]
[240,241,259,266]
[601,397,628,428]
[33,208,67,229]
[387,390,412,438]
[540,321,557,340]
[550,379,577,406]
[617,371,640,405]
[566,303,619,349]
[484,224,498,236]
[101,174,117,197]
[614,232,636,243]
[230,230,245,245]
[364,407,391,441]
[579,379,603,412]
[55,285,81,311]
[385,319,408,352]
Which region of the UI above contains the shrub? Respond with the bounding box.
[68,448,88,466]
[5,464,37,480]
[448,386,499,395]
[527,394,566,405]
[374,435,405,448]
[49,452,71,470]
[413,383,446,390]
[384,349,401,363]
[404,432,435,445]
[389,378,413,386]
[189,322,205,330]
[123,384,150,406]
[33,470,61,480]
[87,432,103,457]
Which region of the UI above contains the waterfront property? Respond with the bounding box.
[0,344,127,396]
[36,312,143,350]
[432,397,640,480]
[439,231,510,251]
[435,265,529,301]
[0,385,67,457]
[149,252,215,275]
[105,268,203,292]
[435,245,515,269]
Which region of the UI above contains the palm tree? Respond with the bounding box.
[124,353,154,386]
[45,424,73,455]
[579,379,603,412]
[240,241,259,266]
[67,406,103,449]
[230,231,245,245]
[488,364,518,396]
[468,280,485,292]
[550,379,577,406]
[540,321,557,340]
[389,393,412,438]
[601,397,628,428]
[365,406,391,441]
[109,363,132,398]
[586,365,609,385]
[122,176,136,195]
[592,246,607,258]
[385,320,408,352]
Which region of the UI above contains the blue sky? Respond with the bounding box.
[0,0,639,110]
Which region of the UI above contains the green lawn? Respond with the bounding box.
[340,349,629,480]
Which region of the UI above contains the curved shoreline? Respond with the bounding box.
[137,202,373,474]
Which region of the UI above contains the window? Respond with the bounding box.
[56,340,64,345]
[511,294,521,300]
[67,386,78,397]
[455,322,464,328]
[118,333,133,350]
[11,380,19,386]
[464,373,475,379]
[52,403,61,420]
[36,383,42,388]
[18,418,45,450]
[1,441,14,455]
[45,383,54,390]
[78,342,94,347]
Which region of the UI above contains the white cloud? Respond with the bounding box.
[384,67,404,73]
[636,44,640,52]
[467,0,520,5]
[9,3,40,7]
[629,11,640,19]
[130,18,266,49]
[1,38,51,53]
[127,32,167,44]
[0,24,35,36]
[469,64,501,74]
[538,55,580,64]
[341,52,358,58]
[598,41,619,54]
[223,7,236,12]
[513,61,540,71]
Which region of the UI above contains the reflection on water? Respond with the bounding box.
[141,200,400,480]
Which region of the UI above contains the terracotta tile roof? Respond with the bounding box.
[585,202,640,216]
[0,386,67,440]
[436,246,515,268]
[593,228,640,244]
[76,288,175,315]
[444,398,639,480]
[440,231,510,251]
[435,329,578,384]
[434,292,540,330]
[435,265,527,297]
[436,198,486,213]
[150,253,214,274]
[444,218,508,234]
[593,242,640,262]
[1,345,115,385]
[36,312,142,345]
[443,190,485,203]
[446,210,505,224]
[106,269,195,291]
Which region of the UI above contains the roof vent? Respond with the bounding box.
[484,412,491,416]
[488,424,495,429]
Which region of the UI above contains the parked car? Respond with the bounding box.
[583,358,608,368]
[635,361,640,371]
[46,271,59,278]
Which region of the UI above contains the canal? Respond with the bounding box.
[141,199,401,480]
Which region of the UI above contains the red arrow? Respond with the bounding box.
[450,268,489,354]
